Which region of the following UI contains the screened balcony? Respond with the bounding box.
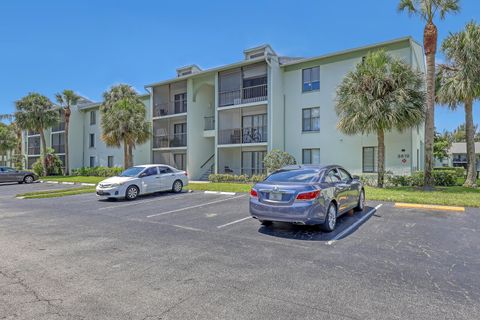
[218,62,268,107]
[152,81,188,117]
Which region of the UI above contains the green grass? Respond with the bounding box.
[17,186,96,199]
[187,182,252,193]
[456,177,480,186]
[366,185,480,207]
[43,176,104,184]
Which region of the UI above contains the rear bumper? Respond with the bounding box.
[249,199,327,225]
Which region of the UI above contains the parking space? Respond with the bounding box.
[1,189,479,319]
[0,181,80,199]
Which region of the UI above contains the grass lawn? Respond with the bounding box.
[187,182,252,193]
[17,186,96,199]
[43,176,104,184]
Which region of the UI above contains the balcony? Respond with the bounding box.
[52,144,65,154]
[153,133,187,149]
[51,122,65,132]
[204,116,215,130]
[28,147,40,155]
[218,126,267,145]
[219,84,268,107]
[153,100,187,117]
[221,166,266,176]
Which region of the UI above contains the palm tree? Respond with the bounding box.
[336,50,425,187]
[0,122,16,166]
[55,90,80,175]
[14,93,59,176]
[101,85,150,168]
[436,21,480,187]
[0,114,24,169]
[398,0,460,189]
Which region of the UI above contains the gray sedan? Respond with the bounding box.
[0,166,37,184]
[249,165,365,232]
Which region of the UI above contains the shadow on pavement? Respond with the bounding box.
[257,206,376,242]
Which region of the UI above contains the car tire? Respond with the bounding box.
[172,180,183,193]
[354,189,365,212]
[260,220,272,226]
[23,175,34,184]
[125,185,139,201]
[321,202,337,232]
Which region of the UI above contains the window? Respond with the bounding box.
[173,154,186,170]
[107,156,114,168]
[302,107,320,132]
[302,66,320,92]
[265,169,319,183]
[302,148,320,164]
[158,166,174,174]
[89,156,95,168]
[89,134,95,148]
[27,136,40,155]
[363,147,378,173]
[142,167,158,176]
[174,93,187,113]
[242,114,268,143]
[337,168,352,182]
[51,132,65,154]
[325,169,341,183]
[173,123,187,147]
[242,151,266,176]
[27,156,39,169]
[90,111,96,125]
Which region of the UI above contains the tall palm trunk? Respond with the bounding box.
[14,125,23,169]
[377,129,385,188]
[64,108,71,175]
[464,98,477,187]
[128,143,133,168]
[39,128,47,176]
[423,22,438,189]
[123,139,129,169]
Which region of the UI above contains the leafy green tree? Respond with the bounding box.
[263,149,296,173]
[101,85,150,168]
[336,50,425,188]
[14,93,59,176]
[0,122,16,166]
[55,90,80,175]
[0,114,25,169]
[398,0,460,188]
[434,130,452,162]
[437,21,480,187]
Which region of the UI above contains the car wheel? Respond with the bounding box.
[125,185,139,200]
[260,220,272,226]
[23,175,34,184]
[172,180,183,193]
[355,190,365,212]
[321,202,337,232]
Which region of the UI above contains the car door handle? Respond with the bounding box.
[155,177,160,179]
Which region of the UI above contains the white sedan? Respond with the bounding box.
[96,164,189,200]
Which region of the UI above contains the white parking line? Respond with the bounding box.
[217,217,251,229]
[326,204,382,245]
[172,225,204,232]
[146,194,246,218]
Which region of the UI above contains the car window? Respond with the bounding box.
[3,167,15,172]
[158,167,173,174]
[119,167,144,177]
[325,169,341,183]
[0,167,3,172]
[264,169,319,183]
[337,168,352,182]
[143,167,158,177]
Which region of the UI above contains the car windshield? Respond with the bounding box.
[119,167,144,177]
[265,169,319,183]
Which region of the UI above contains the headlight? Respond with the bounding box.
[110,182,125,187]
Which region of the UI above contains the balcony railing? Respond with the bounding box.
[153,100,187,117]
[51,122,65,132]
[204,116,215,130]
[153,133,187,148]
[219,83,268,107]
[218,126,267,145]
[221,166,266,176]
[52,144,65,154]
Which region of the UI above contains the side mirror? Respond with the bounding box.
[139,173,147,178]
[352,175,360,180]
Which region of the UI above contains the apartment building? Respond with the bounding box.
[22,36,425,179]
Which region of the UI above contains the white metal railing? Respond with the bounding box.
[153,133,187,148]
[219,83,267,107]
[153,100,187,117]
[218,126,267,145]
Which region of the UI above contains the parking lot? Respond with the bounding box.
[1,182,479,319]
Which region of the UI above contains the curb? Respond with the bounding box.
[39,180,96,187]
[204,191,236,196]
[395,202,465,212]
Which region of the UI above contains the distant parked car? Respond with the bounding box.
[249,165,365,232]
[0,166,37,184]
[96,164,188,200]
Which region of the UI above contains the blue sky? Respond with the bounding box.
[0,0,479,132]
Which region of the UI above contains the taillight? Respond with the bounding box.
[184,171,188,176]
[296,190,320,201]
[250,188,258,198]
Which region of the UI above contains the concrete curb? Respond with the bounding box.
[39,180,97,187]
[395,202,465,212]
[204,191,236,196]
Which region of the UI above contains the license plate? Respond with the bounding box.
[269,192,282,201]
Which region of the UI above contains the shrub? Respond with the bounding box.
[32,151,64,177]
[388,170,457,187]
[208,173,267,184]
[71,166,123,177]
[433,166,465,178]
[263,149,296,173]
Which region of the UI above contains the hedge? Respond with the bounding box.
[208,173,266,184]
[389,170,457,187]
[433,166,465,178]
[71,166,123,177]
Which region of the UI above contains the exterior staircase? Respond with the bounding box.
[199,163,214,181]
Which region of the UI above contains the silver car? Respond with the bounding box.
[249,165,365,232]
[0,166,37,184]
[96,164,189,200]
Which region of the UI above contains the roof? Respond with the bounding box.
[449,142,480,154]
[144,36,420,89]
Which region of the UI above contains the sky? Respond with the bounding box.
[0,0,479,132]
